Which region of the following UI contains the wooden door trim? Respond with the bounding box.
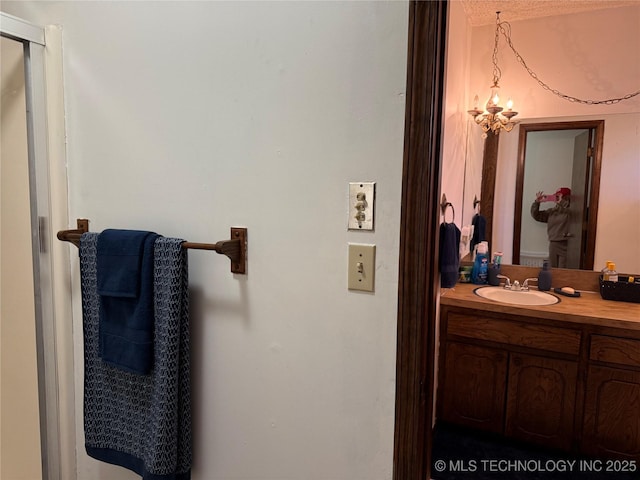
[393,2,447,479]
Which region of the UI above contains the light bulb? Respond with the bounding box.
[506,98,513,110]
[473,95,479,109]
[492,93,500,105]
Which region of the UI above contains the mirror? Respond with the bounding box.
[462,113,640,272]
[513,121,603,270]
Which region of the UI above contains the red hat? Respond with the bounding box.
[555,187,571,196]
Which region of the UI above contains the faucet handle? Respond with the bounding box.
[522,277,538,290]
[496,274,511,289]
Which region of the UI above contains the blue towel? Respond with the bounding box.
[439,222,461,288]
[97,229,159,374]
[81,233,192,480]
[470,213,486,256]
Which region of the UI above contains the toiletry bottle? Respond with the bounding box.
[471,242,489,284]
[488,251,502,286]
[604,262,619,282]
[538,260,552,291]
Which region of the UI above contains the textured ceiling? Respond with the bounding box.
[461,0,640,26]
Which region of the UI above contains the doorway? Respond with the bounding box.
[1,33,42,480]
[0,12,74,480]
[392,2,447,479]
[512,121,604,271]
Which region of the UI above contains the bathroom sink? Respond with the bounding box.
[474,286,559,306]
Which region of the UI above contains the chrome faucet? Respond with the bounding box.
[495,275,537,291]
[522,278,538,291]
[496,274,511,289]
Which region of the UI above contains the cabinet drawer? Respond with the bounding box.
[447,313,581,355]
[590,335,640,368]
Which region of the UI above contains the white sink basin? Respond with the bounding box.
[474,286,559,306]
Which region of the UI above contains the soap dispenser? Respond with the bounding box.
[538,260,552,291]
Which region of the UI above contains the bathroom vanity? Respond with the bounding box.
[437,284,640,461]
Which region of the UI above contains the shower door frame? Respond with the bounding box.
[1,12,73,480]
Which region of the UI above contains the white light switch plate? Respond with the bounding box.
[348,243,375,292]
[348,182,375,231]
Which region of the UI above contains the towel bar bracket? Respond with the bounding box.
[229,227,247,274]
[182,227,247,274]
[57,219,248,275]
[56,218,89,247]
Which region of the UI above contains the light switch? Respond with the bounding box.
[348,243,376,292]
[348,182,375,230]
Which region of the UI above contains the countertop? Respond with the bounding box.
[440,283,640,331]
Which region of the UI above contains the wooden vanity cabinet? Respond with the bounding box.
[505,353,577,450]
[438,305,640,461]
[438,308,581,450]
[440,342,507,433]
[582,335,640,459]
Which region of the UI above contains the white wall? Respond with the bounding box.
[2,2,409,479]
[465,6,640,273]
[441,0,471,230]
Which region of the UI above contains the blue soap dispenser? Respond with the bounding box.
[471,241,489,285]
[538,259,552,291]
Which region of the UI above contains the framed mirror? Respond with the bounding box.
[461,113,640,273]
[513,121,604,270]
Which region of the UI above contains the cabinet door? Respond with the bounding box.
[582,365,640,460]
[505,353,577,450]
[440,342,508,433]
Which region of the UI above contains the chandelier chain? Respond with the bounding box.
[491,14,502,86]
[495,14,640,105]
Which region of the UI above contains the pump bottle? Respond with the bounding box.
[538,260,552,291]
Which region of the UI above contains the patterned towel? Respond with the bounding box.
[80,233,192,480]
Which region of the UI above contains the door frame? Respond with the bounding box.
[1,12,74,480]
[393,2,447,479]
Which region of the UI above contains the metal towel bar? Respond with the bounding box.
[57,218,247,274]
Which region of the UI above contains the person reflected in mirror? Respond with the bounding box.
[531,187,572,268]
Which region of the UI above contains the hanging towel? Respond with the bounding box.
[439,222,461,288]
[81,233,192,480]
[97,229,159,374]
[470,213,486,256]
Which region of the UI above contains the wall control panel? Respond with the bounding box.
[347,243,376,292]
[348,182,375,231]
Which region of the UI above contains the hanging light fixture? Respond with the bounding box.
[468,12,518,135]
[468,10,640,136]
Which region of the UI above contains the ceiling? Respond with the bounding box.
[461,0,640,26]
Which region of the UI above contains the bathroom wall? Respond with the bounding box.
[1,2,408,479]
[441,0,471,229]
[0,36,43,480]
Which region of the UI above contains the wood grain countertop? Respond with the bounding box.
[440,283,640,331]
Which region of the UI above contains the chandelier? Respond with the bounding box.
[467,12,518,135]
[468,11,640,136]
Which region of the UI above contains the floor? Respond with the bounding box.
[431,422,637,480]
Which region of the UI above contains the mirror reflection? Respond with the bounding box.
[462,113,640,273]
[513,121,604,270]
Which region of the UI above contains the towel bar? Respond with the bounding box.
[57,219,247,274]
[440,194,455,224]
